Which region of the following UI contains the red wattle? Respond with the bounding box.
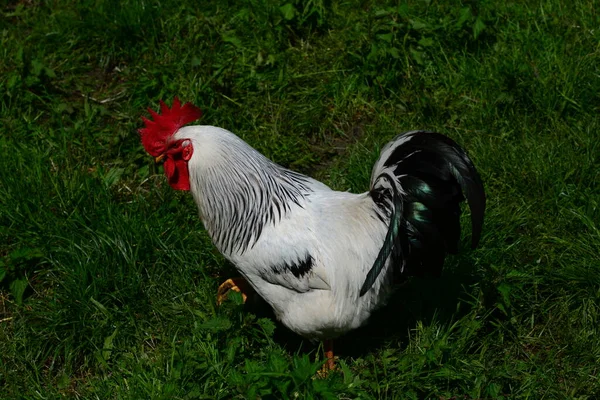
[164,157,190,191]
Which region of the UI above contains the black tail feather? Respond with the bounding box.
[362,131,486,293]
[360,174,403,296]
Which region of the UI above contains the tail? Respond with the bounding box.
[359,131,486,296]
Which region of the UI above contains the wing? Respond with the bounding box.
[227,176,334,295]
[259,253,331,292]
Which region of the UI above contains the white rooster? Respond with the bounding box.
[140,98,485,369]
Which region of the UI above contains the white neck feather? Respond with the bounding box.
[174,126,312,255]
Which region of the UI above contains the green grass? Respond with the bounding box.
[1,0,599,398]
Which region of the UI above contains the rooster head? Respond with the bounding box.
[139,98,202,190]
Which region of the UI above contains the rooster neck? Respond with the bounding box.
[180,126,313,256]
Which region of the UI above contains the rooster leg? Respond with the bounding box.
[320,339,336,374]
[316,339,337,377]
[216,277,251,305]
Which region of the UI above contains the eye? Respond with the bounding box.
[166,140,182,150]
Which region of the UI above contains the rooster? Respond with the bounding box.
[140,98,485,369]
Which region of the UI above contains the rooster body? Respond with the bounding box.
[181,126,391,338]
[141,100,485,342]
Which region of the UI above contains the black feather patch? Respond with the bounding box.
[271,254,314,279]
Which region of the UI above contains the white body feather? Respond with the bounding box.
[176,126,395,339]
[232,190,391,338]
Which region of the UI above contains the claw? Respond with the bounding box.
[316,339,337,377]
[217,278,249,305]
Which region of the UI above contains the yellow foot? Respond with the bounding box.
[316,340,337,378]
[217,277,250,305]
[316,355,338,378]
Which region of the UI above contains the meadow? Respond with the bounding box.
[1,0,599,398]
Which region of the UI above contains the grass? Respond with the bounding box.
[1,0,599,398]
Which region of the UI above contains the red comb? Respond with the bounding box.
[139,97,202,157]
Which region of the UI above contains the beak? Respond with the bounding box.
[155,154,165,164]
